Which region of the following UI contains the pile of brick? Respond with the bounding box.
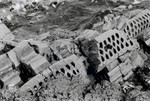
[0,40,50,89]
[0,54,21,89]
[50,39,80,59]
[19,54,90,96]
[0,20,21,89]
[0,21,51,88]
[14,41,50,74]
[121,9,150,38]
[0,8,150,100]
[94,10,150,83]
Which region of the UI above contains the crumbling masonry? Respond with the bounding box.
[0,9,150,96]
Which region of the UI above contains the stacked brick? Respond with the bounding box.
[0,20,15,53]
[18,9,150,87]
[0,54,21,89]
[13,41,50,74]
[1,9,150,95]
[50,39,79,59]
[0,21,15,41]
[49,55,88,80]
[95,29,139,72]
[19,54,90,94]
[103,10,150,83]
[108,58,135,83]
[0,22,21,89]
[121,9,150,38]
[20,73,47,94]
[0,39,50,89]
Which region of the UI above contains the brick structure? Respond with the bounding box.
[49,54,89,83]
[19,54,90,94]
[0,54,22,88]
[0,23,15,40]
[50,39,79,59]
[121,10,150,38]
[14,41,50,74]
[95,29,139,72]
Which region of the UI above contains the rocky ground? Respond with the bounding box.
[1,0,150,101]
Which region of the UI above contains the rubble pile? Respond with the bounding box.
[0,0,150,101]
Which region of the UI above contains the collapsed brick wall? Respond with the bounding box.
[11,11,150,92]
[1,8,150,100]
[0,21,15,40]
[14,41,50,74]
[0,54,22,89]
[0,39,52,89]
[19,54,90,96]
[75,29,141,83]
[95,29,139,72]
[105,10,150,83]
[50,39,80,59]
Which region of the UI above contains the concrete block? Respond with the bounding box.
[20,74,45,93]
[41,68,52,79]
[95,29,139,72]
[121,10,150,38]
[60,49,71,59]
[50,39,79,59]
[119,52,130,62]
[26,54,43,64]
[29,57,49,74]
[6,75,22,88]
[14,41,35,59]
[0,42,5,51]
[119,58,134,76]
[0,63,12,76]
[7,50,20,67]
[107,59,119,71]
[21,51,37,63]
[110,70,122,82]
[114,76,123,83]
[49,55,89,83]
[108,66,120,77]
[0,54,12,67]
[146,38,150,45]
[0,20,2,24]
[27,39,51,55]
[76,56,89,70]
[123,70,133,81]
[0,23,15,40]
[1,70,20,87]
[120,64,133,76]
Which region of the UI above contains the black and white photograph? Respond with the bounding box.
[0,0,150,101]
